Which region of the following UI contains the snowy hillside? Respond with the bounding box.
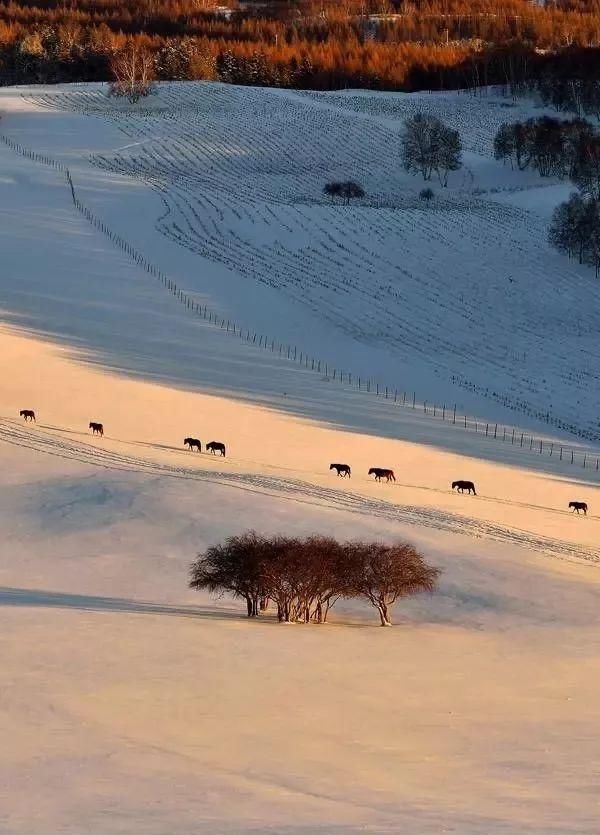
[9,81,600,441]
[1,81,600,835]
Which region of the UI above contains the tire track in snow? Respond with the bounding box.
[1,418,598,567]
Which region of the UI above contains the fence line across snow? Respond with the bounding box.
[2,131,599,472]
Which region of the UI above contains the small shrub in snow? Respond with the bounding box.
[324,180,365,205]
[419,187,435,201]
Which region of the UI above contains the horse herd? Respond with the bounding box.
[19,410,226,456]
[330,463,590,514]
[18,410,590,515]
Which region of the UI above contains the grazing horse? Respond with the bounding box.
[330,463,351,478]
[184,437,201,452]
[206,441,226,456]
[569,501,588,515]
[369,467,395,482]
[452,480,476,495]
[89,422,104,436]
[20,409,35,422]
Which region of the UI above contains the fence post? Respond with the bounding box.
[453,404,456,424]
[571,450,574,464]
[486,423,489,436]
[413,392,416,408]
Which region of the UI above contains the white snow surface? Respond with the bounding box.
[1,82,600,834]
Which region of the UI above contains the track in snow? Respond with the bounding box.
[1,418,598,567]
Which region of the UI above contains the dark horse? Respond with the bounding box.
[184,437,202,452]
[569,501,588,515]
[89,422,104,436]
[20,409,36,422]
[330,463,351,478]
[369,467,395,482]
[452,480,476,495]
[207,441,226,456]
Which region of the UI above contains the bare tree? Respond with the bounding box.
[323,181,342,202]
[340,180,365,204]
[402,113,462,186]
[572,136,600,200]
[345,541,440,626]
[189,531,269,617]
[109,41,156,103]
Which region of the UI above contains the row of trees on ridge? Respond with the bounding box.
[189,531,440,626]
[494,116,597,178]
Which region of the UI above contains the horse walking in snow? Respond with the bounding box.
[369,467,395,482]
[569,501,588,515]
[206,441,226,456]
[452,480,476,495]
[20,409,35,422]
[184,437,201,452]
[330,463,351,477]
[89,422,104,436]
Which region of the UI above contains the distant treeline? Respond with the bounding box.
[1,0,600,91]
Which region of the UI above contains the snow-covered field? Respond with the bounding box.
[1,82,600,834]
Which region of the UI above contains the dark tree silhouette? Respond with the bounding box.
[324,181,365,204]
[339,181,365,204]
[344,540,440,627]
[323,181,342,202]
[190,533,440,626]
[189,531,270,617]
[402,113,462,186]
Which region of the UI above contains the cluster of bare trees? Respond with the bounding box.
[189,532,440,627]
[537,74,600,122]
[108,42,156,102]
[494,116,595,178]
[401,114,462,187]
[549,193,600,275]
[323,181,366,205]
[494,115,600,274]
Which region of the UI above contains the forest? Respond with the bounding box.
[1,0,600,90]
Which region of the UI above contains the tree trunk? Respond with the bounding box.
[377,602,392,627]
[246,596,253,617]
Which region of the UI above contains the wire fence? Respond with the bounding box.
[2,131,600,473]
